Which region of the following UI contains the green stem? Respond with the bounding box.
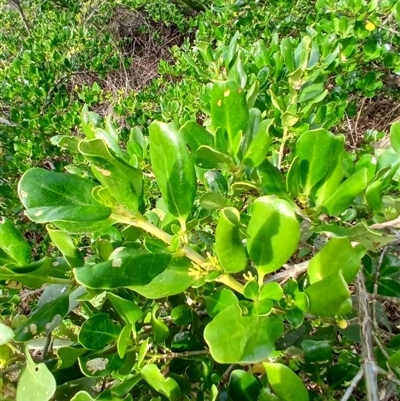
[114,213,245,294]
[217,275,244,295]
[46,277,75,285]
[278,127,289,170]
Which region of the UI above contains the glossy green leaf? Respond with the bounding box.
[286,156,301,198]
[280,38,295,72]
[306,271,350,317]
[106,293,143,326]
[253,298,273,316]
[130,257,195,298]
[320,168,368,216]
[199,192,226,211]
[141,364,182,401]
[228,370,261,401]
[294,36,311,71]
[301,340,333,363]
[211,80,249,156]
[260,282,283,301]
[117,323,132,358]
[264,363,309,401]
[244,281,259,300]
[243,119,273,167]
[47,225,84,268]
[390,121,400,155]
[388,350,400,368]
[0,217,31,266]
[247,196,300,278]
[79,139,142,213]
[179,120,214,154]
[196,145,234,169]
[215,207,247,273]
[149,121,197,220]
[14,295,69,341]
[206,288,239,318]
[18,168,112,231]
[308,238,360,284]
[313,135,346,206]
[258,161,290,200]
[0,323,14,345]
[365,180,383,212]
[354,154,376,183]
[0,257,58,288]
[16,351,56,401]
[151,304,169,344]
[285,308,304,328]
[298,82,325,103]
[74,252,171,289]
[295,129,334,195]
[78,314,120,351]
[204,304,283,363]
[171,305,192,326]
[58,347,87,369]
[281,112,299,128]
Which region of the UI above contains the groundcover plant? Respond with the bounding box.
[1,0,400,400]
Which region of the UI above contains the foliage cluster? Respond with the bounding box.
[1,1,400,401]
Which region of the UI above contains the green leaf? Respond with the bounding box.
[0,257,57,288]
[307,238,360,284]
[280,38,295,72]
[149,121,197,220]
[390,121,400,154]
[365,180,383,212]
[228,370,261,401]
[247,196,300,278]
[141,364,182,401]
[18,168,112,232]
[0,323,14,345]
[215,207,247,273]
[301,340,333,363]
[199,192,226,211]
[258,161,290,200]
[14,295,69,341]
[196,145,234,169]
[286,156,301,198]
[171,305,192,326]
[74,252,171,290]
[46,225,84,268]
[106,293,143,326]
[320,168,368,216]
[243,119,273,167]
[306,271,350,317]
[206,288,239,318]
[16,351,56,401]
[0,217,31,266]
[130,257,195,299]
[313,135,346,206]
[151,304,169,344]
[117,324,131,358]
[211,80,249,156]
[294,36,311,71]
[204,304,283,363]
[264,363,309,401]
[78,314,120,351]
[79,139,142,213]
[180,121,213,153]
[260,282,283,301]
[295,129,334,195]
[298,82,325,103]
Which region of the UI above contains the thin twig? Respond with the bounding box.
[264,261,309,283]
[340,368,364,401]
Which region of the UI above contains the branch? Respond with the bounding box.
[11,0,32,36]
[357,270,379,401]
[264,260,308,283]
